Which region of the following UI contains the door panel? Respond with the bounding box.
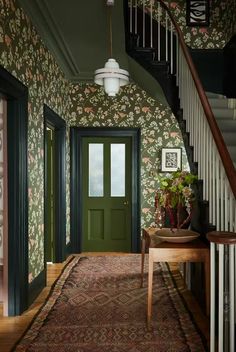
[110,210,126,240]
[82,137,131,252]
[88,209,104,239]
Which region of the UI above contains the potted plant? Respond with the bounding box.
[155,170,198,230]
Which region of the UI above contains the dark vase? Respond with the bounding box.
[164,206,190,229]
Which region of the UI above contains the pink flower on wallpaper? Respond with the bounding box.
[29,153,35,163]
[170,132,179,137]
[191,28,198,35]
[199,28,208,34]
[89,86,97,93]
[142,208,150,214]
[118,112,126,118]
[142,107,150,113]
[143,157,151,163]
[170,2,178,9]
[84,107,93,113]
[4,34,12,46]
[28,273,33,283]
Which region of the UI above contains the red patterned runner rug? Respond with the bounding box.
[13,255,207,352]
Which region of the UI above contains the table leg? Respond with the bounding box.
[140,234,146,288]
[205,250,210,316]
[147,250,154,328]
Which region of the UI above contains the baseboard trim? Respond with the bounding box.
[28,269,46,306]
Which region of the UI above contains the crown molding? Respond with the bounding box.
[19,0,87,82]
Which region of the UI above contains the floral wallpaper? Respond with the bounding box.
[0,0,188,282]
[139,0,236,49]
[0,0,231,283]
[69,82,189,227]
[0,0,71,281]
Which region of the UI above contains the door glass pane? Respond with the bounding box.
[89,143,104,197]
[111,144,125,197]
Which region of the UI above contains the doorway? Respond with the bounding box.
[0,97,8,315]
[70,127,141,253]
[82,137,132,252]
[44,105,66,266]
[45,127,55,262]
[0,66,28,316]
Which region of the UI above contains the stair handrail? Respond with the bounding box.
[155,0,236,198]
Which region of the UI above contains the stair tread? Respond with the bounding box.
[222,131,236,146]
[206,91,226,99]
[208,98,228,108]
[227,146,236,162]
[134,47,155,52]
[151,60,169,65]
[212,107,235,118]
[217,119,236,132]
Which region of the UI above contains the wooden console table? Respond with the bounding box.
[141,228,210,327]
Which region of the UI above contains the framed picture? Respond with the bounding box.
[186,0,209,27]
[161,148,182,172]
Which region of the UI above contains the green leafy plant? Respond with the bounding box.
[155,170,198,229]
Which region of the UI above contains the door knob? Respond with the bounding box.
[123,200,129,205]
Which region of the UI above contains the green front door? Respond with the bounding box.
[82,137,132,252]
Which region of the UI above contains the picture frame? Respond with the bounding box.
[186,0,210,27]
[161,148,182,172]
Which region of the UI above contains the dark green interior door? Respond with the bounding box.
[82,137,132,252]
[46,128,55,262]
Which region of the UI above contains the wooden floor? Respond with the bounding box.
[0,253,210,351]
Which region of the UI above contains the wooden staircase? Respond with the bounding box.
[207,92,236,169]
[124,3,236,350]
[124,0,236,232]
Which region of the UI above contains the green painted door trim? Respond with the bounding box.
[70,127,141,253]
[0,65,29,316]
[43,105,66,267]
[45,128,55,262]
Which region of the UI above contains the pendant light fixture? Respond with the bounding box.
[94,0,129,97]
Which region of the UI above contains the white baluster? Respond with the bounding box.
[135,0,137,34]
[165,12,168,61]
[212,146,216,225]
[210,242,216,352]
[170,22,173,73]
[218,244,224,352]
[157,1,161,61]
[176,37,179,84]
[216,156,220,230]
[209,136,213,223]
[229,244,235,352]
[220,167,224,231]
[229,193,233,232]
[130,0,133,33]
[225,181,229,231]
[150,0,153,48]
[142,1,145,47]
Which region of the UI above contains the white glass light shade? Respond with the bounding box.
[94,58,129,97]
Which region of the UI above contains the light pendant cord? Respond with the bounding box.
[108,6,113,58]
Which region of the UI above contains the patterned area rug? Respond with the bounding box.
[14,255,207,352]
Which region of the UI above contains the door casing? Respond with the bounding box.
[44,105,66,267]
[0,65,28,316]
[45,128,55,262]
[70,127,141,253]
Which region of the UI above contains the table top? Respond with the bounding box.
[142,227,209,249]
[150,238,209,249]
